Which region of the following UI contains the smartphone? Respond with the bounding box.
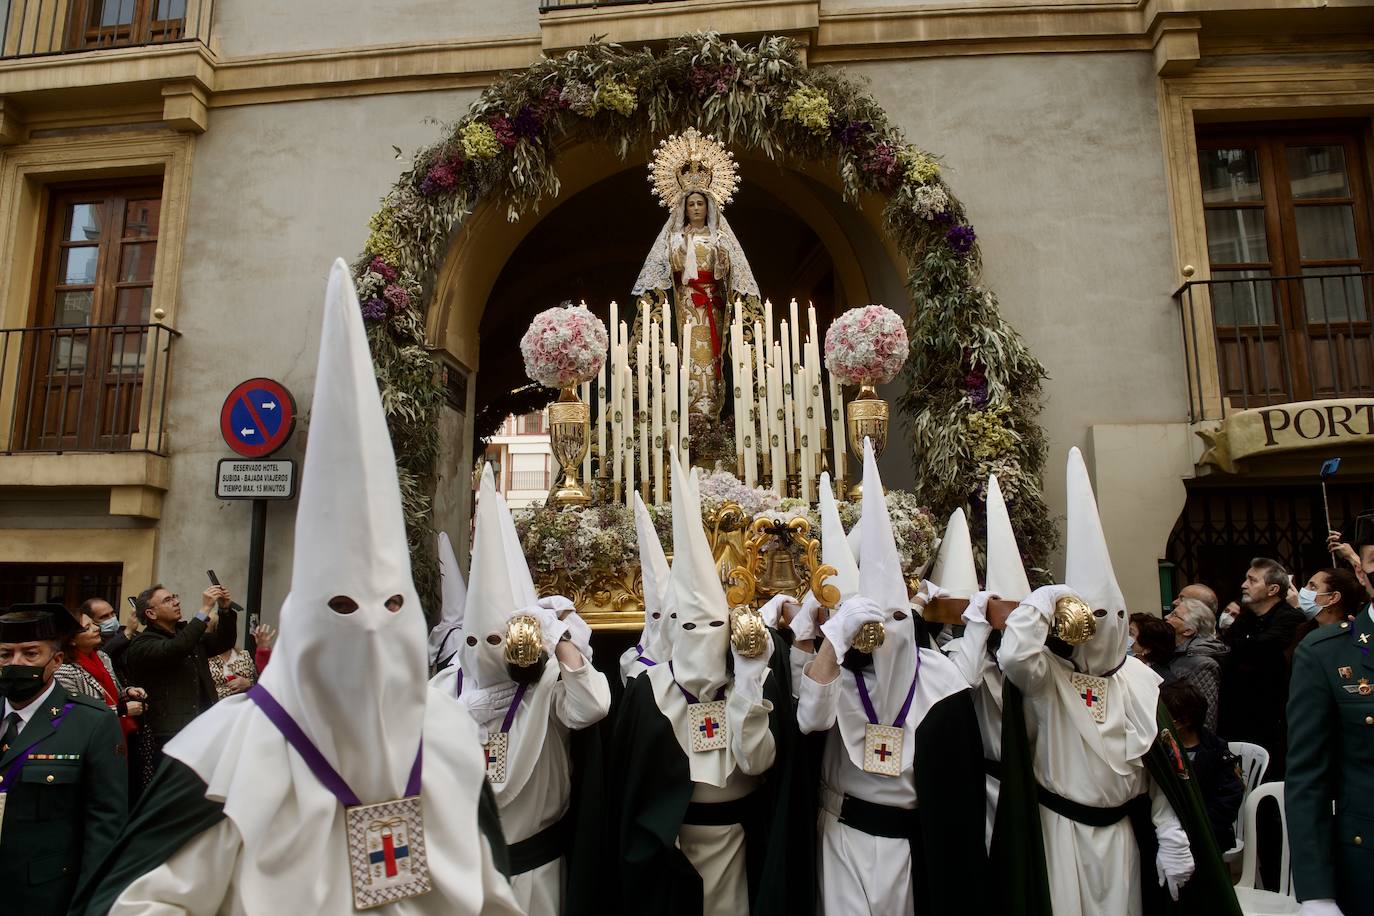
[207,570,221,587]
[126,596,137,612]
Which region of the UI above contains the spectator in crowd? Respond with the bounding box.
[1172,581,1220,619]
[207,622,277,699]
[1161,681,1244,853]
[0,604,127,916]
[1219,557,1305,776]
[1162,596,1228,732]
[1128,611,1175,675]
[1294,566,1362,645]
[83,597,137,681]
[126,583,238,782]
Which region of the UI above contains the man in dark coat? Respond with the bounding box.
[126,583,238,762]
[0,604,127,916]
[1286,607,1374,915]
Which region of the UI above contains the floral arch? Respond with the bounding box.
[354,33,1053,597]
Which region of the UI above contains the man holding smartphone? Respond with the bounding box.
[125,581,239,779]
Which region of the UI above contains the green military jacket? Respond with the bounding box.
[1287,609,1374,909]
[0,680,127,916]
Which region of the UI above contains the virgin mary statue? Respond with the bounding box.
[632,128,763,423]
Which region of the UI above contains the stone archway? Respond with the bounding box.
[428,141,912,549]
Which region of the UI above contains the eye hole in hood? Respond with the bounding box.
[328,596,359,615]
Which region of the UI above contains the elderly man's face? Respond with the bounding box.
[87,600,116,625]
[1164,607,1192,644]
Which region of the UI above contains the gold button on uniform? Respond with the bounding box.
[1356,836,1364,846]
[1366,716,1373,726]
[45,774,54,783]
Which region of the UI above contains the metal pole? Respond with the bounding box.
[244,497,267,649]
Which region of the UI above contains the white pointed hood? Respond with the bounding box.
[929,508,980,599]
[819,471,859,602]
[244,258,427,803]
[666,450,730,701]
[839,438,921,770]
[984,474,1030,600]
[461,464,536,689]
[634,492,672,665]
[1064,447,1128,676]
[427,531,467,670]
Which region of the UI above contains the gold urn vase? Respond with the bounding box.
[845,384,889,500]
[548,386,591,507]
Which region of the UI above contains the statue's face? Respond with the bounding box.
[684,193,707,228]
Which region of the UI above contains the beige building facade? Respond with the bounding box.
[1,0,1371,624]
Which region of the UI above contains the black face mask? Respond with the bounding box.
[0,663,51,704]
[507,652,549,686]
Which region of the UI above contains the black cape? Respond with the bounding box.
[609,639,813,916]
[70,756,511,915]
[991,682,1242,916]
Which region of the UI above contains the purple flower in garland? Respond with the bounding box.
[967,379,990,408]
[368,256,397,282]
[512,105,542,140]
[689,63,736,98]
[860,141,901,192]
[418,159,460,197]
[933,209,955,225]
[361,298,388,322]
[383,283,412,313]
[946,223,977,257]
[490,115,518,149]
[536,85,568,117]
[834,119,874,149]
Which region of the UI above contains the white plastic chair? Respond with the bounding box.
[1226,741,1271,866]
[1232,782,1299,915]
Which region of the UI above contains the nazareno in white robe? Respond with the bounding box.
[108,695,521,916]
[796,646,971,916]
[644,658,775,916]
[431,655,610,916]
[997,603,1190,916]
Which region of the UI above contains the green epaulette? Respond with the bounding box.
[1303,619,1357,647]
[68,693,115,713]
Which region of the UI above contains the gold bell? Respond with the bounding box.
[850,620,886,654]
[504,614,544,668]
[730,606,770,659]
[1051,595,1096,646]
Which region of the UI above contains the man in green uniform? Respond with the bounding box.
[1287,604,1374,916]
[0,603,127,916]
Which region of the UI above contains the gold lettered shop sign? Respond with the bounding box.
[1198,399,1374,472]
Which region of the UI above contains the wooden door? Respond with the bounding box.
[20,184,161,451]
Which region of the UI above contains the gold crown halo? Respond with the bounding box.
[648,127,740,210]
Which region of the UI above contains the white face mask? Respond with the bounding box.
[1297,587,1327,620]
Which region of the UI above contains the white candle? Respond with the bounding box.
[623,364,634,509]
[808,302,819,349]
[580,380,592,486]
[611,347,622,501]
[665,341,678,478]
[680,360,691,469]
[650,323,662,506]
[731,319,745,476]
[808,336,823,480]
[753,321,767,482]
[780,322,795,480]
[789,299,801,375]
[767,353,786,497]
[764,299,774,355]
[637,336,648,500]
[597,352,607,483]
[741,344,757,488]
[829,369,845,491]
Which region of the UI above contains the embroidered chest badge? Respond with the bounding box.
[862,723,904,777]
[688,700,728,753]
[1339,666,1354,679]
[345,796,432,909]
[483,732,509,784]
[1070,672,1109,724]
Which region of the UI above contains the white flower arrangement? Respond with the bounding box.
[824,304,910,387]
[520,303,609,389]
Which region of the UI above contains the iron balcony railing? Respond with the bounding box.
[539,0,687,11]
[0,0,213,60]
[510,469,550,491]
[0,322,179,455]
[1175,271,1374,423]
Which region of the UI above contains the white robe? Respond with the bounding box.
[998,606,1188,916]
[796,650,969,916]
[643,660,774,915]
[110,697,521,916]
[431,658,610,916]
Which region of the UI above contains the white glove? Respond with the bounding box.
[789,593,821,641]
[1299,901,1346,916]
[732,628,773,692]
[914,580,948,606]
[561,610,594,661]
[526,604,570,656]
[963,591,992,627]
[1022,584,1079,622]
[1154,841,1194,902]
[758,593,798,630]
[820,596,885,657]
[460,681,520,732]
[537,595,577,619]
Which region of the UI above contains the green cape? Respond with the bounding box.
[991,681,1241,916]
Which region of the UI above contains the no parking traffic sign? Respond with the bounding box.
[220,378,296,458]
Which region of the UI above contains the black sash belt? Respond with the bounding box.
[983,757,1003,781]
[1036,785,1149,828]
[837,794,919,840]
[508,809,571,875]
[683,791,755,826]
